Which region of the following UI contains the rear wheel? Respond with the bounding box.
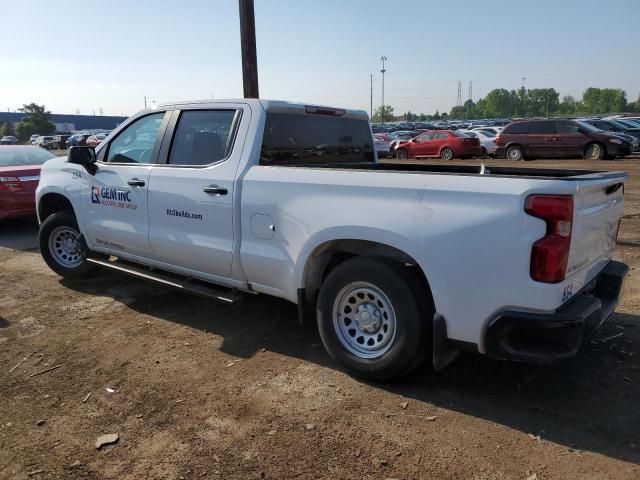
[316,257,431,381]
[480,147,488,158]
[39,211,97,279]
[440,147,454,160]
[396,148,408,160]
[585,143,605,160]
[506,145,524,161]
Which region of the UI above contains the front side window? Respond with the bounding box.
[168,110,238,166]
[556,121,580,134]
[106,112,165,163]
[416,133,431,141]
[260,112,374,166]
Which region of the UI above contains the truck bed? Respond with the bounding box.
[289,161,626,181]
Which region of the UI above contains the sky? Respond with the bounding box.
[1,0,639,117]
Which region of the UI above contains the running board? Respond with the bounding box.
[86,258,242,304]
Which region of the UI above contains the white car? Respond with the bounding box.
[472,126,503,136]
[459,129,497,156]
[36,99,628,380]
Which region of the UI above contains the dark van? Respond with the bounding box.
[495,119,631,161]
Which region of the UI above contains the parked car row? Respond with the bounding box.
[375,117,638,161]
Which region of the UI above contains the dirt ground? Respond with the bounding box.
[1,156,639,480]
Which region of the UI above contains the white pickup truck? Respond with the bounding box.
[36,99,629,380]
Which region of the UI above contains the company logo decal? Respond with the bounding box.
[91,186,137,210]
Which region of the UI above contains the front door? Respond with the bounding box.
[148,107,245,280]
[556,121,588,157]
[83,111,168,257]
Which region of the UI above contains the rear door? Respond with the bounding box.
[147,106,246,279]
[427,132,447,156]
[527,121,559,157]
[556,121,587,157]
[84,111,169,257]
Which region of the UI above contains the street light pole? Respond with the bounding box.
[380,56,387,124]
[370,74,373,120]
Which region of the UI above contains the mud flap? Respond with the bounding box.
[433,313,460,371]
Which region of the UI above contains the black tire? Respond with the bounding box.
[481,147,488,158]
[316,257,432,381]
[440,147,454,160]
[585,143,605,160]
[506,145,524,161]
[396,148,408,160]
[39,211,97,279]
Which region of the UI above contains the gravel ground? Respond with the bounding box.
[1,157,639,480]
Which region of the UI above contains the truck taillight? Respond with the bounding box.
[525,194,573,284]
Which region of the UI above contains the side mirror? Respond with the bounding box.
[68,146,96,165]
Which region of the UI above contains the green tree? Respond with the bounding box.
[371,105,394,123]
[403,110,418,121]
[527,88,560,117]
[582,88,627,114]
[1,122,16,137]
[15,103,55,141]
[432,109,441,120]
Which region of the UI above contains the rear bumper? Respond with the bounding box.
[485,260,628,364]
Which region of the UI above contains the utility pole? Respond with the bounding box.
[380,56,387,123]
[521,77,526,89]
[239,0,259,98]
[144,96,147,109]
[370,74,373,120]
[456,81,462,107]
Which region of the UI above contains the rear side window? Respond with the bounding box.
[452,131,469,138]
[168,110,238,166]
[504,121,556,135]
[503,122,528,134]
[260,113,374,165]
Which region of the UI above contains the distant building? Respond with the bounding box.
[0,111,128,133]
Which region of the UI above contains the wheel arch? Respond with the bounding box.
[300,238,435,314]
[38,192,76,223]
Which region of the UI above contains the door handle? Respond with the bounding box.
[203,185,228,195]
[127,178,146,187]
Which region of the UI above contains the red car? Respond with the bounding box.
[0,146,56,221]
[394,130,481,160]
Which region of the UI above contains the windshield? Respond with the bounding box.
[616,119,639,129]
[0,147,56,167]
[576,121,602,133]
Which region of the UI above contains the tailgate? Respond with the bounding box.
[567,173,626,279]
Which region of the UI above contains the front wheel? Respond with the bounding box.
[585,143,605,160]
[39,211,97,279]
[316,257,431,381]
[396,148,408,160]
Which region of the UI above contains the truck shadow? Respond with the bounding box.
[0,218,39,251]
[61,274,640,465]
